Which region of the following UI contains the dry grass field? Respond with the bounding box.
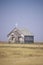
[0,42,43,65]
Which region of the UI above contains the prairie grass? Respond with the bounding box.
[0,42,43,65]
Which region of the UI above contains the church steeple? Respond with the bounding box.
[15,23,18,28]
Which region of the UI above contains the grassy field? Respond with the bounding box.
[0,42,43,65]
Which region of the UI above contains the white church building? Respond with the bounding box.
[7,27,34,43]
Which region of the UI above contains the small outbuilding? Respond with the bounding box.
[7,27,34,43]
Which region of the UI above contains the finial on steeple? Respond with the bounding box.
[15,23,18,28]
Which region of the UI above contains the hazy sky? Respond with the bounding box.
[0,0,43,42]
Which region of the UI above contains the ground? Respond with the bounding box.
[0,42,43,65]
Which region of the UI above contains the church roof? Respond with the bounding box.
[20,28,33,36]
[7,27,33,37]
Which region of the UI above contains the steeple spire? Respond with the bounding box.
[15,23,18,28]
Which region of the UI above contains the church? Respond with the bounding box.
[7,26,34,43]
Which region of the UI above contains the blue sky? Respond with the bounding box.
[0,0,43,42]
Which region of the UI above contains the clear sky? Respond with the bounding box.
[0,0,43,42]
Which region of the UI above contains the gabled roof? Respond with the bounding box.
[7,27,33,37]
[7,27,22,37]
[19,28,33,36]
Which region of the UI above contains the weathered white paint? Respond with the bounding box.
[21,34,24,38]
[19,37,24,43]
[13,38,15,42]
[8,35,11,40]
[11,33,14,36]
